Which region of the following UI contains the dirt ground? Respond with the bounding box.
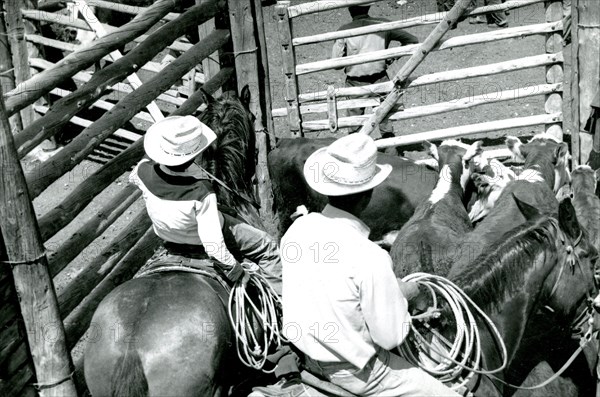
[22,0,583,395]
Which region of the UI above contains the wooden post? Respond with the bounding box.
[572,0,600,164]
[228,0,276,235]
[253,0,276,148]
[357,0,474,136]
[0,11,23,133]
[571,0,581,167]
[276,1,303,137]
[4,0,36,128]
[197,0,222,95]
[544,1,565,141]
[0,86,76,395]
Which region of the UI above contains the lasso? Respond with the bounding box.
[399,273,508,391]
[227,263,287,372]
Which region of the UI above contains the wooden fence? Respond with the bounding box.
[272,0,568,158]
[0,0,273,395]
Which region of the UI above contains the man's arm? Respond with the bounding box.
[195,193,238,267]
[359,250,411,350]
[331,39,346,70]
[388,29,419,45]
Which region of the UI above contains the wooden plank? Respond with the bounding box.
[5,0,35,128]
[64,227,161,349]
[0,85,76,396]
[229,0,276,233]
[298,53,563,102]
[197,0,221,95]
[297,21,562,76]
[358,0,474,136]
[574,0,600,164]
[571,0,581,166]
[0,12,23,133]
[375,113,563,149]
[57,210,150,318]
[274,98,382,117]
[13,2,225,159]
[85,0,180,21]
[293,0,545,46]
[25,30,231,198]
[287,0,381,18]
[276,1,302,136]
[75,0,164,122]
[6,0,177,116]
[254,0,276,147]
[303,83,563,131]
[544,1,564,141]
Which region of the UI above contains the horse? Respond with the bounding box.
[435,196,599,396]
[83,86,270,397]
[390,139,482,277]
[268,138,440,241]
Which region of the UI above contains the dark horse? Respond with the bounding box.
[437,197,599,396]
[84,87,266,396]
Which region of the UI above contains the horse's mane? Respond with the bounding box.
[451,216,559,313]
[198,91,256,209]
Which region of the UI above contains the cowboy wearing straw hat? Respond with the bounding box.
[129,115,282,294]
[279,134,459,396]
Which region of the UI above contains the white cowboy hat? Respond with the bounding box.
[303,134,392,196]
[144,115,217,166]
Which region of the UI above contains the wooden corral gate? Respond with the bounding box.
[272,0,573,159]
[0,0,273,395]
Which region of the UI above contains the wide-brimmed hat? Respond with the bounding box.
[303,134,392,196]
[144,115,217,166]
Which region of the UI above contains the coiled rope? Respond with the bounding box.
[227,263,287,372]
[399,273,508,391]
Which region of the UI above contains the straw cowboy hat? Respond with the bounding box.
[303,134,392,196]
[144,115,217,166]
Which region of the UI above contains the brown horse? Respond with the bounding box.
[83,87,270,397]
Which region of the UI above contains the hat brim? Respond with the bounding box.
[303,147,392,196]
[144,123,217,166]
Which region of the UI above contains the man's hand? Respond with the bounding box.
[397,281,429,313]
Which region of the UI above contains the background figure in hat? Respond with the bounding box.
[331,4,418,138]
[129,115,282,294]
[280,134,459,396]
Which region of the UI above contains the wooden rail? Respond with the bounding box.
[287,0,379,18]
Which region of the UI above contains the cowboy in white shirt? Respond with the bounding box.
[281,134,458,396]
[129,116,282,294]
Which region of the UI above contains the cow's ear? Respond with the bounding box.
[554,142,569,166]
[463,141,483,162]
[506,136,526,161]
[423,141,439,161]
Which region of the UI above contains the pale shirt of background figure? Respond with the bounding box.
[331,12,419,137]
[282,204,459,396]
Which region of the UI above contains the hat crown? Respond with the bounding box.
[327,133,377,168]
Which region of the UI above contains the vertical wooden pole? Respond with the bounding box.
[228,0,276,235]
[253,0,276,148]
[0,87,77,396]
[276,1,303,138]
[571,0,581,167]
[544,0,565,141]
[574,0,600,164]
[4,0,36,129]
[197,0,222,96]
[0,11,23,134]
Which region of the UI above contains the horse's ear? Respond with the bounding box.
[512,193,541,221]
[506,136,525,161]
[200,88,215,105]
[554,142,569,166]
[558,197,582,241]
[240,85,251,108]
[423,141,439,161]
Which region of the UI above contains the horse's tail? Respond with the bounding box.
[110,346,148,397]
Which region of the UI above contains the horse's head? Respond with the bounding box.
[516,196,599,318]
[196,86,262,228]
[505,134,571,193]
[423,139,483,193]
